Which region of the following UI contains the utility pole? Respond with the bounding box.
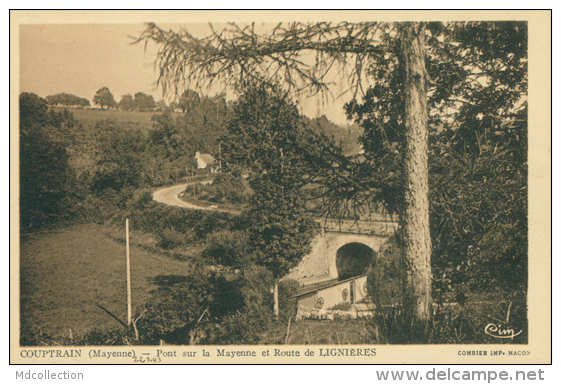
[218,142,222,172]
[125,218,132,327]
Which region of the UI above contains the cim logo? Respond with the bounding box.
[484,323,522,340]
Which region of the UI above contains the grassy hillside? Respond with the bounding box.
[52,107,182,132]
[20,224,194,339]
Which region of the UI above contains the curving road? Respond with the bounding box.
[153,183,397,231]
[152,183,241,214]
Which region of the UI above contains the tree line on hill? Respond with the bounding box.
[46,87,163,111]
[45,93,91,108]
[45,88,363,154]
[47,87,229,113]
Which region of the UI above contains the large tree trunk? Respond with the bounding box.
[400,22,432,328]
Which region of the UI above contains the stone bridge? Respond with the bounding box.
[284,215,400,286]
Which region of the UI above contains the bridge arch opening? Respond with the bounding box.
[336,242,375,280]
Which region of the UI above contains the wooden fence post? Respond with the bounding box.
[126,218,132,327]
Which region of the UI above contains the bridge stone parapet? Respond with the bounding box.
[317,218,399,236]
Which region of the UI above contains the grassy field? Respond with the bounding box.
[53,107,182,132]
[18,222,373,345]
[20,223,194,339]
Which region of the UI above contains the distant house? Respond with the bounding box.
[195,151,220,173]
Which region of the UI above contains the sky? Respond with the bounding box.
[19,23,352,125]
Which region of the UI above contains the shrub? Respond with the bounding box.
[156,228,184,250]
[366,291,528,345]
[208,305,273,345]
[368,236,402,309]
[205,267,275,344]
[202,230,252,269]
[125,204,234,240]
[211,173,245,204]
[20,93,77,231]
[329,302,352,311]
[90,121,147,193]
[183,172,249,207]
[20,324,138,346]
[137,265,245,345]
[75,327,138,346]
[278,279,299,321]
[136,189,154,206]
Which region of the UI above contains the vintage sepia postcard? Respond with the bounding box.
[10,10,551,365]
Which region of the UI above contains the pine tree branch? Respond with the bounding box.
[134,22,388,99]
